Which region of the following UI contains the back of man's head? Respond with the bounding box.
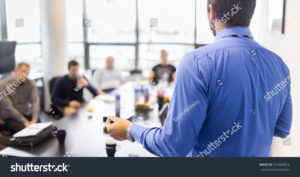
[207,0,256,27]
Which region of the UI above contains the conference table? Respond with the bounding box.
[0,82,172,157]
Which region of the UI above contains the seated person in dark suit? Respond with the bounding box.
[148,50,176,85]
[51,60,98,116]
[0,63,40,134]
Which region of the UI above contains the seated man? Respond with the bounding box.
[148,50,176,85]
[0,63,40,134]
[51,60,98,116]
[92,56,123,94]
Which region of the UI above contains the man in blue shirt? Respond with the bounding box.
[106,0,292,157]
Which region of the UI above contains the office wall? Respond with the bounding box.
[258,0,300,156]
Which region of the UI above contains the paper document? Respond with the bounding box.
[13,122,53,138]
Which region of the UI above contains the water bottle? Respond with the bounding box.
[115,94,121,117]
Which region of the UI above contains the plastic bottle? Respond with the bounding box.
[115,94,121,117]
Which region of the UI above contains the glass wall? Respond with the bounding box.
[5,0,42,75]
[139,0,195,43]
[66,0,85,70]
[90,45,135,71]
[1,0,262,74]
[86,0,136,43]
[196,0,214,44]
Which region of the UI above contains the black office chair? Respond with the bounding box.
[49,77,61,94]
[0,41,16,80]
[130,69,143,75]
[47,77,64,120]
[0,104,11,137]
[91,69,97,76]
[0,42,16,136]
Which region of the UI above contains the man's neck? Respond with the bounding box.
[68,74,76,80]
[215,25,227,35]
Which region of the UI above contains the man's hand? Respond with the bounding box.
[78,78,88,87]
[30,118,38,124]
[106,117,131,141]
[69,100,81,109]
[98,89,105,95]
[24,120,31,127]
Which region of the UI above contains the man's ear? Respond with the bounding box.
[209,4,217,22]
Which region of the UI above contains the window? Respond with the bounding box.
[250,0,262,42]
[139,0,195,43]
[66,0,85,69]
[196,0,214,44]
[15,44,42,74]
[5,0,40,42]
[86,0,136,43]
[89,45,135,71]
[0,16,2,40]
[5,0,42,75]
[67,43,85,69]
[139,44,194,72]
[66,0,84,42]
[64,0,264,73]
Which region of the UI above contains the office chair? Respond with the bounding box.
[0,42,16,136]
[130,69,143,75]
[0,41,16,75]
[91,69,97,76]
[47,77,64,119]
[0,104,11,137]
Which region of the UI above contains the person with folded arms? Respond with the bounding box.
[106,0,292,157]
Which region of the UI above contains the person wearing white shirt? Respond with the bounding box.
[92,56,123,94]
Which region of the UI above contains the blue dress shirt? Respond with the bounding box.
[130,27,292,157]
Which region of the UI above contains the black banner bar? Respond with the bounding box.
[0,157,299,177]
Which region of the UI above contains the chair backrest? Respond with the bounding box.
[130,69,142,75]
[0,102,3,125]
[0,41,17,74]
[49,77,61,95]
[91,69,97,76]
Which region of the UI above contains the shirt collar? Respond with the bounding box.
[215,27,253,41]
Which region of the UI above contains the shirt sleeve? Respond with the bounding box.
[274,87,292,138]
[30,81,40,119]
[171,65,176,72]
[87,83,98,97]
[0,84,27,123]
[117,70,124,84]
[92,69,102,90]
[130,53,210,157]
[51,78,69,107]
[152,65,158,72]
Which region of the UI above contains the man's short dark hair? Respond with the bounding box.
[68,60,79,70]
[207,0,256,27]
